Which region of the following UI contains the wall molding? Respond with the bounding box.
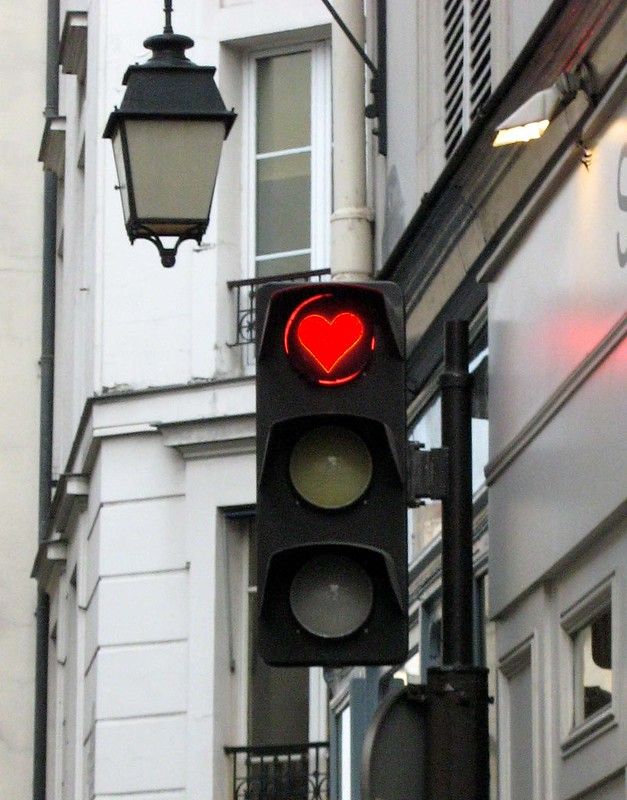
[485,313,627,486]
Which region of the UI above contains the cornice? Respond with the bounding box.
[31,473,88,585]
[156,413,256,459]
[59,10,88,81]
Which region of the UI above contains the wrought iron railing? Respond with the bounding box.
[227,269,331,347]
[224,741,329,800]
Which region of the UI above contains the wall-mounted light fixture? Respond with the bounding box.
[103,1,236,267]
[493,62,595,148]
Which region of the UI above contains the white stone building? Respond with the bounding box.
[0,1,46,796]
[35,2,337,798]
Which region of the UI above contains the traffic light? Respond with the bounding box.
[255,281,407,667]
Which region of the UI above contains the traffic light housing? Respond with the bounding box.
[255,281,407,667]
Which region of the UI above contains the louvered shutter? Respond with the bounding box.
[444,0,491,160]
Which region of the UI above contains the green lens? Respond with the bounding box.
[289,426,372,509]
[290,554,373,638]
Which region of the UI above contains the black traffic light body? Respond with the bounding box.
[255,281,407,667]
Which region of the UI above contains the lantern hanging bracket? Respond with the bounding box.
[319,0,387,154]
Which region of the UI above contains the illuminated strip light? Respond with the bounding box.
[493,119,550,147]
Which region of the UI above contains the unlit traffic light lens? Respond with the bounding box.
[289,553,374,638]
[289,425,373,509]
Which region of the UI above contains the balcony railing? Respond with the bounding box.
[224,741,329,800]
[227,269,331,347]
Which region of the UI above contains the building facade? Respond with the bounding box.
[32,1,625,800]
[335,2,626,800]
[35,2,334,798]
[0,0,47,796]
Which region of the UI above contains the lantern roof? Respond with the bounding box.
[103,32,236,137]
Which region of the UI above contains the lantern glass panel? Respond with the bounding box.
[112,129,131,224]
[125,118,225,233]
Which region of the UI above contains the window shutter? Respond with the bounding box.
[444,0,465,160]
[444,0,491,160]
[470,0,491,121]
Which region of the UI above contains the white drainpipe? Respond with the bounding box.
[329,0,374,282]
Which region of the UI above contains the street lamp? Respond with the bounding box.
[492,62,595,148]
[103,1,236,267]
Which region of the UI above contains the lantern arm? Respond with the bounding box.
[131,224,203,268]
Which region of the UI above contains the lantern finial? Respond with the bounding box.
[164,0,173,34]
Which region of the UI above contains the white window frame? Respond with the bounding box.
[497,634,540,800]
[559,575,617,756]
[243,41,332,281]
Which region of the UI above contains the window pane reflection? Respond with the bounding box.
[257,51,311,153]
[573,606,612,726]
[255,253,311,279]
[256,152,311,256]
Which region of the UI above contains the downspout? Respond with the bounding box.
[33,0,59,797]
[329,0,374,281]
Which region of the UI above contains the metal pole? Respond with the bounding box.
[440,319,473,665]
[425,319,489,800]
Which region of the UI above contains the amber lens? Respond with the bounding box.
[289,426,373,509]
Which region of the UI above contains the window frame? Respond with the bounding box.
[243,40,332,281]
[223,511,312,748]
[497,635,539,800]
[559,574,617,756]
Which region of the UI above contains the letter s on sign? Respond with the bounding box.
[617,143,627,268]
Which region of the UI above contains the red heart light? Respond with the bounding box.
[297,312,365,373]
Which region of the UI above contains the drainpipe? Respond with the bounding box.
[33,0,59,797]
[329,0,373,282]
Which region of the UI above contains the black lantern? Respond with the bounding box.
[103,2,236,267]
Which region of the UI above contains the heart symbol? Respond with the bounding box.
[297,312,365,373]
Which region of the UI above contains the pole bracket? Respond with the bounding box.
[407,444,449,505]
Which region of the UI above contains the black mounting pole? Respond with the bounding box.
[440,320,474,665]
[424,319,489,800]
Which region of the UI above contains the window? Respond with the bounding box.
[572,604,612,727]
[225,514,309,747]
[560,577,614,753]
[419,575,487,677]
[247,43,331,279]
[444,0,491,159]
[420,594,443,674]
[338,706,351,800]
[498,640,534,800]
[393,648,421,686]
[507,655,533,800]
[246,518,309,746]
[572,606,612,725]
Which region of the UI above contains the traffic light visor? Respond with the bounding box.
[289,425,373,509]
